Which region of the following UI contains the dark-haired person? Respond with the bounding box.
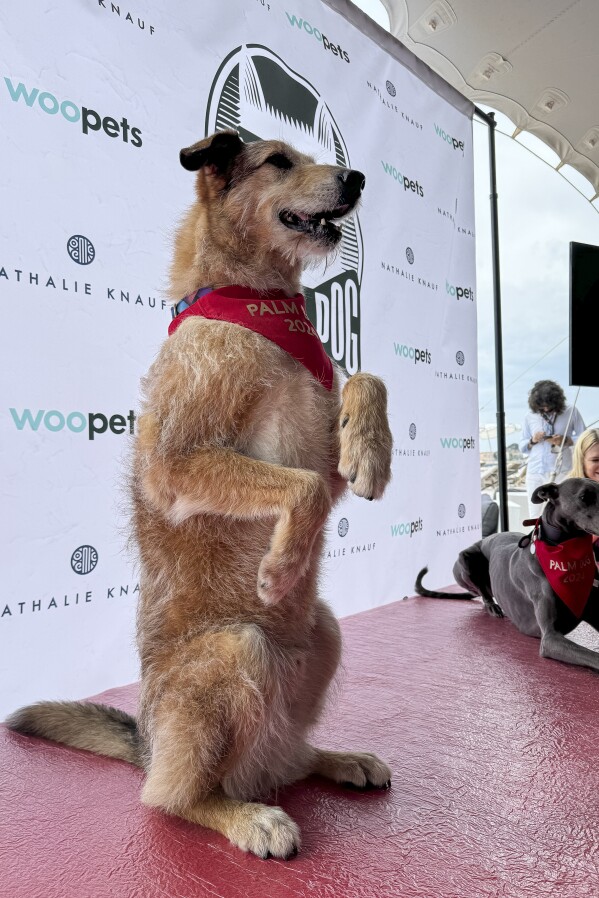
[520,379,585,516]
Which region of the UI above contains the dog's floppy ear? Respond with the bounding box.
[179,131,243,177]
[531,482,559,505]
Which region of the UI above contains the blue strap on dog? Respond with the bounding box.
[171,286,214,319]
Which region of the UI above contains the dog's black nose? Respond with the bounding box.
[338,169,366,201]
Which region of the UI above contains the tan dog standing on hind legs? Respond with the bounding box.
[7,131,393,859]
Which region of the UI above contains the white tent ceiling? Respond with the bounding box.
[381,0,599,199]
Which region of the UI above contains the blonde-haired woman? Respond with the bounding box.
[569,427,599,481]
[569,428,599,569]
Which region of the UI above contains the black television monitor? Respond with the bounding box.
[570,241,599,387]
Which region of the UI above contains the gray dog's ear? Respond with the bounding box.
[531,482,559,505]
[179,131,243,176]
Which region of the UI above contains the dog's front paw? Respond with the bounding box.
[229,804,301,859]
[257,551,304,605]
[257,473,330,604]
[485,601,504,618]
[338,373,392,500]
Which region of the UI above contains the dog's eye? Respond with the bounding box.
[264,153,293,170]
[581,488,597,507]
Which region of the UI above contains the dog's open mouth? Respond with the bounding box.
[278,204,352,241]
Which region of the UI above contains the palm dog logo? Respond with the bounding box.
[458,503,466,519]
[71,545,98,575]
[205,45,364,375]
[409,423,416,440]
[337,517,349,537]
[67,235,95,266]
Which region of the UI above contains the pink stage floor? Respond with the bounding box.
[2,596,599,898]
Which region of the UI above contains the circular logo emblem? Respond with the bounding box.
[456,351,465,366]
[458,504,466,519]
[71,545,98,575]
[406,247,415,265]
[409,423,417,440]
[67,235,95,265]
[206,45,364,376]
[386,80,396,97]
[338,517,349,537]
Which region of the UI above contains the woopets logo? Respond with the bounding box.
[205,45,363,375]
[391,518,423,538]
[4,77,142,147]
[285,13,350,62]
[434,123,465,154]
[10,408,136,440]
[380,160,425,198]
[446,279,475,302]
[393,342,431,365]
[440,435,476,451]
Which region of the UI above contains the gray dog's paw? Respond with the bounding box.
[485,601,504,618]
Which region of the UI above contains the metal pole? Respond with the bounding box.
[485,112,509,531]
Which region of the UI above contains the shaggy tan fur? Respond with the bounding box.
[7,132,393,859]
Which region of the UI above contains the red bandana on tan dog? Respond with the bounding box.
[169,286,333,391]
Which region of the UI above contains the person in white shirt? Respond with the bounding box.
[520,379,585,516]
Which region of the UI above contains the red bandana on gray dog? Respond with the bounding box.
[532,526,595,618]
[168,286,333,391]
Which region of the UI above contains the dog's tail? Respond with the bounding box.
[5,701,143,767]
[414,566,476,600]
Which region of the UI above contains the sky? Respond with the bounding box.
[353,0,599,450]
[473,118,599,447]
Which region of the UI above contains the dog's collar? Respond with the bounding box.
[521,516,582,546]
[539,516,566,546]
[171,286,214,320]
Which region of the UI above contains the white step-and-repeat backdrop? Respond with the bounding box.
[0,0,479,716]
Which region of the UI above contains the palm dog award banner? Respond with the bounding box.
[0,0,477,715]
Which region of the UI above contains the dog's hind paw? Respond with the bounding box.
[313,749,392,790]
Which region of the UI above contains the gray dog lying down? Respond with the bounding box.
[416,479,599,672]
